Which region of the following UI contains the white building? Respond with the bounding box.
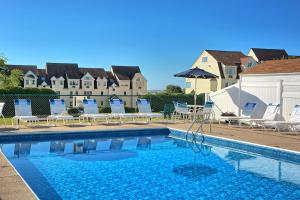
[6,63,147,107]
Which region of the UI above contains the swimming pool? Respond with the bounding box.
[1,128,300,200]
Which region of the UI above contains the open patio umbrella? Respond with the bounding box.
[174,67,218,106]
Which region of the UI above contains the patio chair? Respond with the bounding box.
[264,105,300,132]
[172,101,193,120]
[79,99,108,124]
[12,99,39,128]
[0,102,6,127]
[219,102,257,125]
[241,103,280,128]
[136,99,163,122]
[196,101,215,120]
[109,99,138,123]
[47,99,74,125]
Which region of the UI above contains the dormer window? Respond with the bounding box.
[52,80,56,85]
[226,67,236,78]
[31,80,35,84]
[69,80,79,88]
[25,80,29,85]
[84,81,92,88]
[60,80,64,85]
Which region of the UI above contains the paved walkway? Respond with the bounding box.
[0,122,300,199]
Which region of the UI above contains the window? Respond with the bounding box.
[75,91,79,95]
[101,91,103,96]
[31,80,35,84]
[84,91,92,95]
[103,82,106,86]
[112,88,115,91]
[25,80,29,85]
[52,80,56,85]
[60,80,64,85]
[70,91,73,98]
[202,57,208,62]
[225,82,229,87]
[84,81,92,88]
[186,82,191,88]
[56,91,60,95]
[226,67,236,78]
[124,91,126,96]
[124,101,126,106]
[69,80,79,88]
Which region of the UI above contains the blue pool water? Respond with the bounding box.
[1,129,300,200]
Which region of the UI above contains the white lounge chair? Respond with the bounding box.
[12,99,39,128]
[264,105,300,132]
[47,99,74,125]
[136,99,163,122]
[219,102,257,125]
[79,99,108,124]
[109,99,138,123]
[242,103,280,128]
[0,102,6,127]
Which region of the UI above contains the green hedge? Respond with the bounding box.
[0,88,58,116]
[99,106,137,113]
[140,93,205,112]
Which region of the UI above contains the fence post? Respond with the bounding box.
[277,80,283,119]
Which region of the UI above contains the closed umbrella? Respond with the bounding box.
[174,67,218,106]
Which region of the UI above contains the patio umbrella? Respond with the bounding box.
[174,67,218,105]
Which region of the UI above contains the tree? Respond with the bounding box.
[165,84,183,93]
[0,55,23,89]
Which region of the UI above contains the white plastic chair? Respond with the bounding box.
[47,99,74,125]
[12,99,39,128]
[136,99,163,122]
[109,99,138,123]
[79,99,108,124]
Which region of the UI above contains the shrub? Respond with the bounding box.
[140,93,204,112]
[68,107,83,117]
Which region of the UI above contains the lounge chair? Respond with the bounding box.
[172,101,193,120]
[109,99,138,123]
[12,99,39,128]
[219,102,257,125]
[47,99,74,125]
[79,99,108,124]
[264,105,300,132]
[136,99,163,122]
[0,102,6,127]
[242,103,280,128]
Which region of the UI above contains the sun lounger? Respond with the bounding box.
[79,99,108,124]
[136,99,163,122]
[12,99,39,128]
[219,102,257,125]
[264,105,300,132]
[109,99,138,123]
[47,99,74,125]
[242,103,280,128]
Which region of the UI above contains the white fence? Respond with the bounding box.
[209,74,300,120]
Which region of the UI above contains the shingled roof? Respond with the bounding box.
[79,68,107,79]
[5,64,38,74]
[111,66,141,80]
[46,63,81,79]
[250,48,288,61]
[242,58,300,75]
[206,50,246,66]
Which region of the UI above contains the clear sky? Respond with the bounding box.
[1,0,300,90]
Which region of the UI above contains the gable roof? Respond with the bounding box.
[37,69,50,85]
[106,71,119,86]
[242,58,300,75]
[5,64,38,74]
[111,66,141,80]
[250,48,288,61]
[206,50,246,66]
[79,68,107,79]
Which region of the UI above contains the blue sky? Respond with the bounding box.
[1,0,300,90]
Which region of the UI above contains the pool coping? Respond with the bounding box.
[0,151,39,200]
[169,127,300,160]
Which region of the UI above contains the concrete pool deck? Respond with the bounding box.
[0,122,300,199]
